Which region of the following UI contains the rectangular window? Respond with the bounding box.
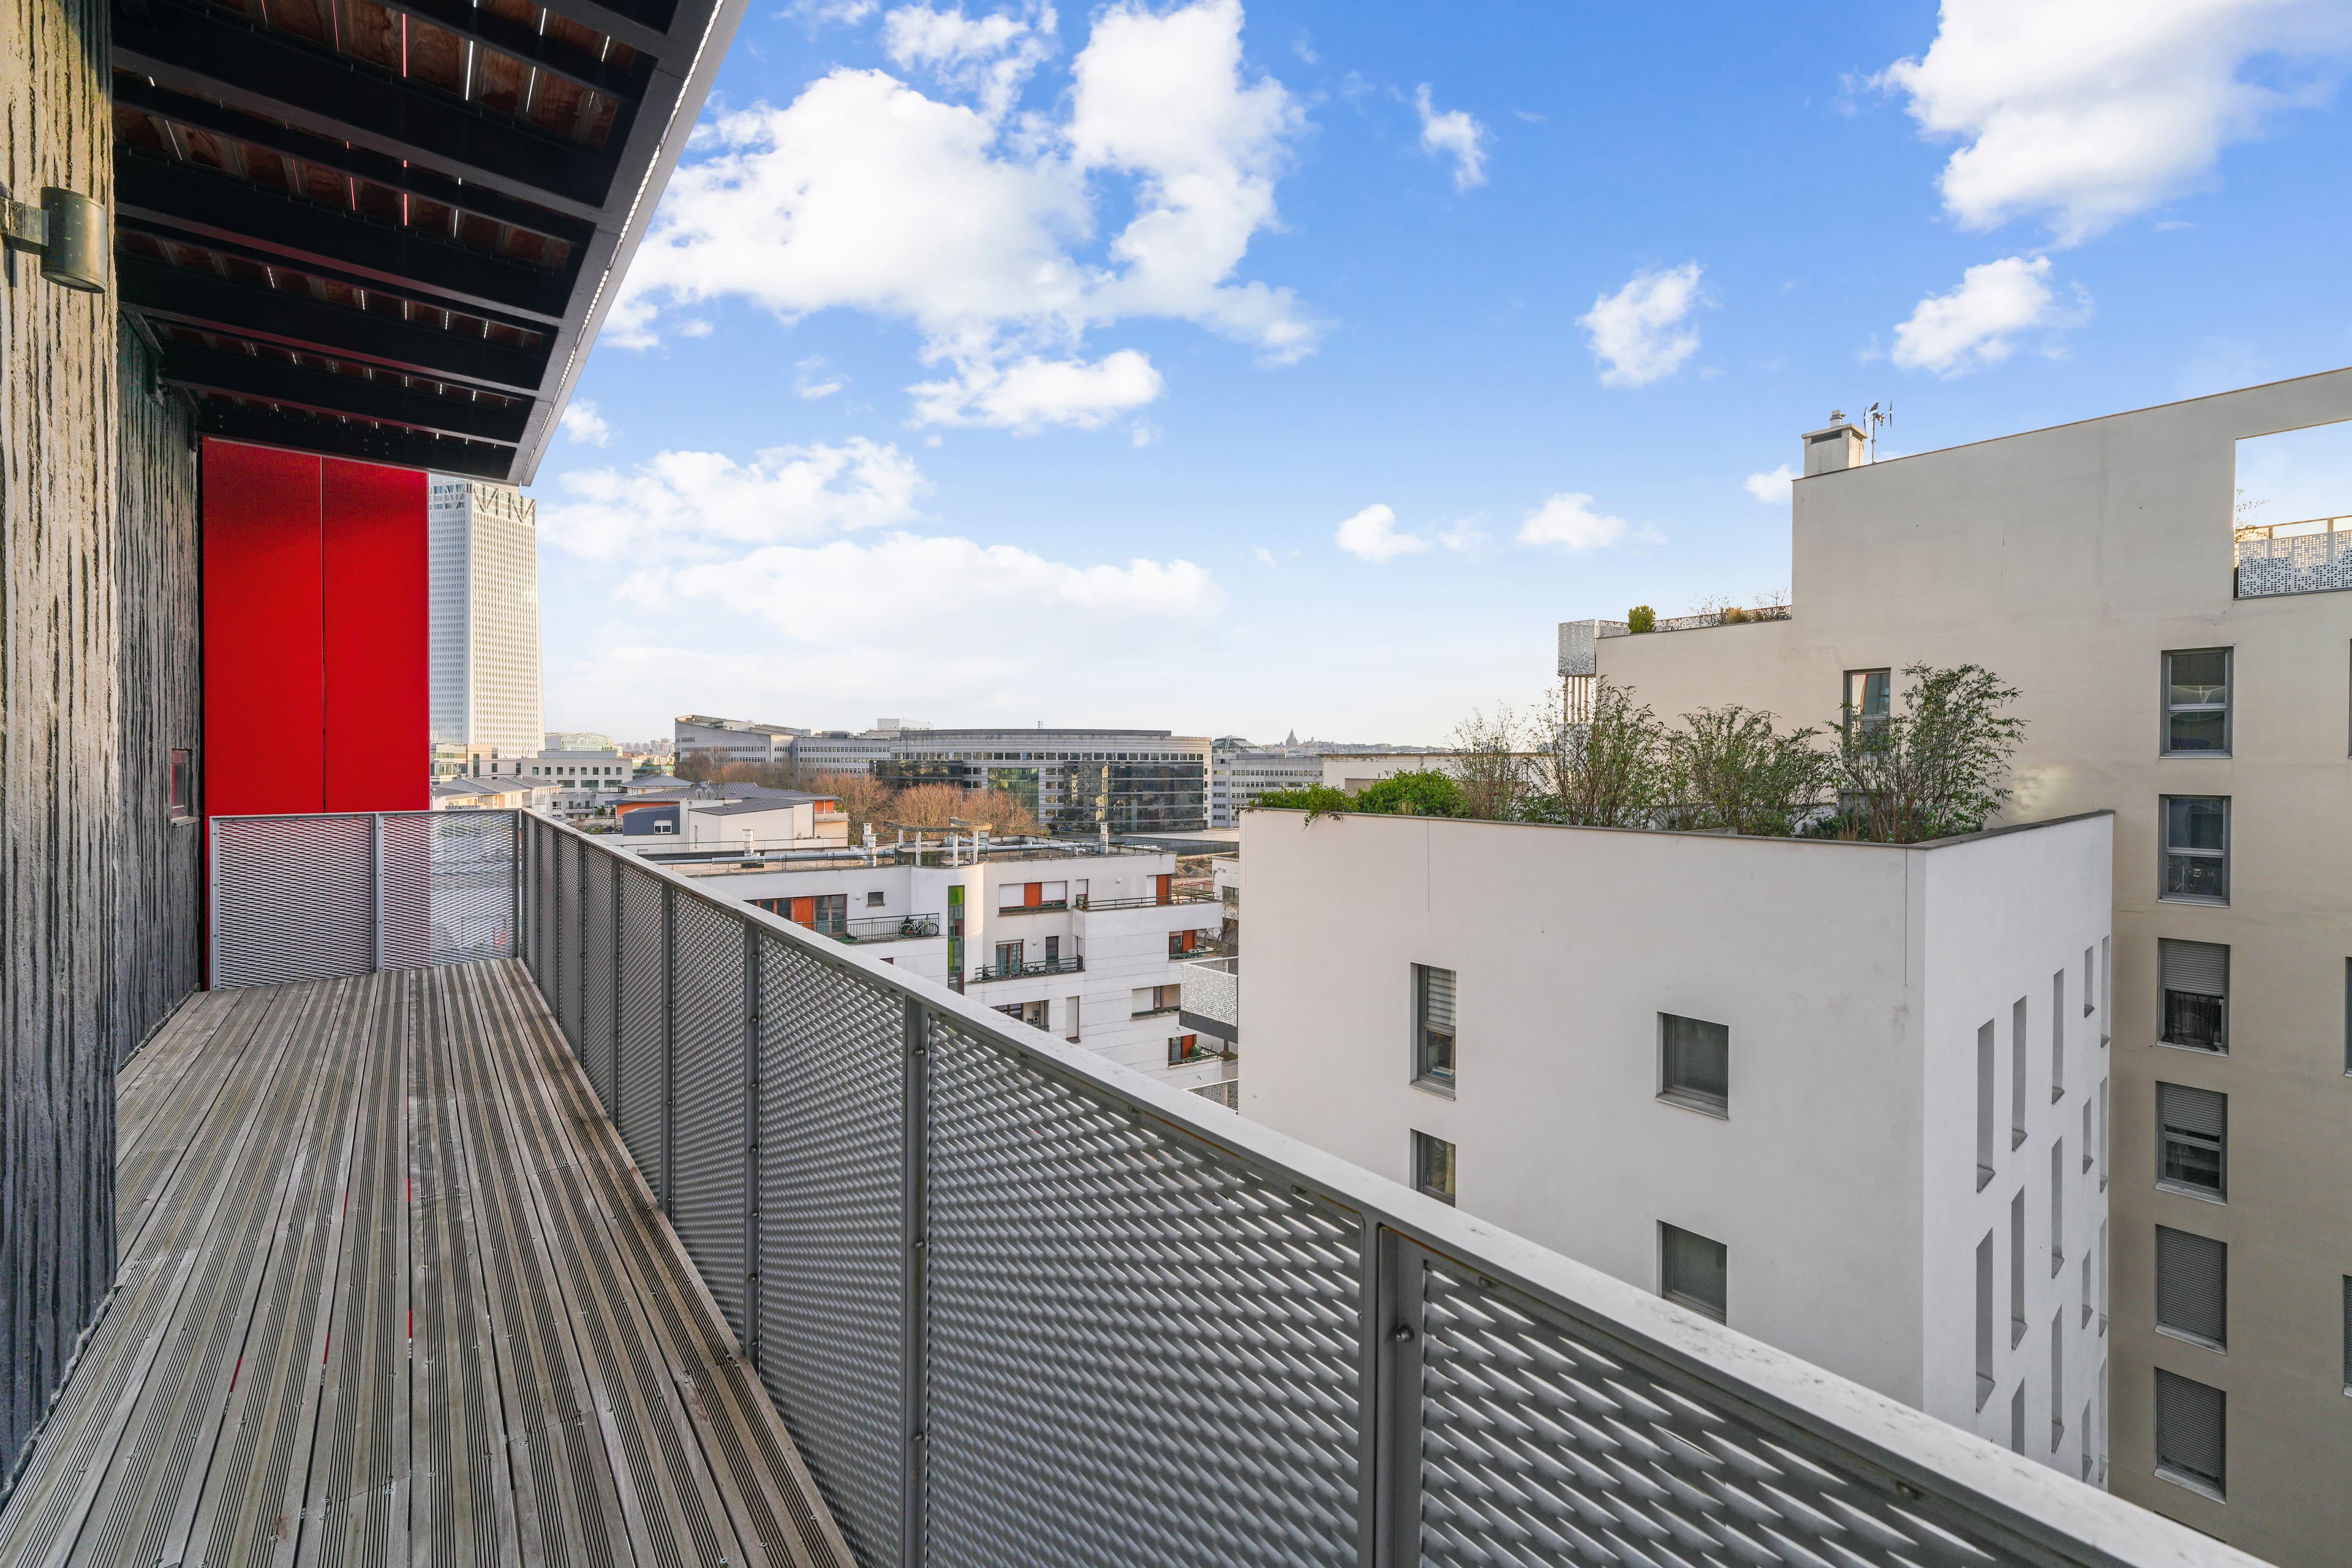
[2082,1245,2094,1329]
[2098,1219,2109,1335]
[2011,997,2028,1148]
[1414,965,1457,1093]
[2098,1078,2109,1189]
[2101,937,2111,1042]
[995,940,1023,973]
[168,748,194,821]
[2050,1140,2065,1275]
[2155,1370,2226,1499]
[1659,1223,1728,1324]
[2010,1383,2025,1455]
[1066,995,1080,1042]
[2082,1098,2095,1173]
[2343,1276,2351,1394]
[1659,1012,1730,1117]
[2158,940,2228,1052]
[1166,1033,1204,1066]
[2082,946,2095,1017]
[2162,648,2231,755]
[2160,795,2230,903]
[1976,1021,1996,1189]
[1975,1232,1996,1410]
[2050,1308,2065,1452]
[2157,1082,2228,1200]
[2010,1188,2027,1346]
[1843,668,1891,736]
[1412,1131,1457,1206]
[2155,1226,2227,1349]
[2345,959,2351,1076]
[1042,935,1060,964]
[2052,970,2066,1101]
[867,890,886,907]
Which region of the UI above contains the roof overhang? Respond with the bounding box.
[111,0,742,483]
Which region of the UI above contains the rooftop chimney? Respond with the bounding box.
[1801,411,1866,477]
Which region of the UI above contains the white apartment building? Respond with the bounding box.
[674,713,805,766]
[428,477,542,758]
[677,848,1234,1094]
[618,793,848,853]
[1568,374,2352,1564]
[1208,741,1322,826]
[1320,751,1460,791]
[477,747,634,816]
[1244,808,2114,1481]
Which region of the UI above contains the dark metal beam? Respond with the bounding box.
[119,254,551,395]
[162,341,533,443]
[114,0,620,215]
[527,0,673,61]
[118,153,573,321]
[195,398,519,480]
[114,77,596,253]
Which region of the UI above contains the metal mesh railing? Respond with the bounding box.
[511,815,2261,1567]
[209,810,516,989]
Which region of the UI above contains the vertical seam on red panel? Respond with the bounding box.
[319,460,328,810]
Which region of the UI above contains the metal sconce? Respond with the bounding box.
[2,184,108,293]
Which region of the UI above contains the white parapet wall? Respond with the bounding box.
[1242,805,2114,1478]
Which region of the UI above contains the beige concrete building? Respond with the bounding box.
[1564,371,2352,1565]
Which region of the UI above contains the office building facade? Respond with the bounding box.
[429,478,543,759]
[878,728,1212,835]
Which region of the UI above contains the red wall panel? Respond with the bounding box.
[202,442,323,817]
[202,441,431,820]
[322,459,428,811]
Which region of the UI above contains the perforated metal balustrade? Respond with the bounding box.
[237,810,2236,1568]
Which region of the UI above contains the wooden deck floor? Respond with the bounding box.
[0,960,854,1568]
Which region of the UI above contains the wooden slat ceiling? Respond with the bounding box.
[111,0,739,481]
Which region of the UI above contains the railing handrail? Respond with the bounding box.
[516,813,2254,1568]
[965,955,1085,982]
[2234,512,2350,541]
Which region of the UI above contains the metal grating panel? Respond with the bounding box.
[210,814,374,988]
[615,862,668,1199]
[554,834,581,1049]
[581,851,619,1110]
[380,812,518,971]
[670,897,751,1343]
[534,818,557,992]
[923,1017,1365,1568]
[1417,1256,2008,1568]
[757,935,905,1568]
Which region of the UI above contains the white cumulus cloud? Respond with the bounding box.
[559,400,611,445]
[608,0,1313,426]
[1891,254,2087,375]
[1743,463,1796,503]
[1334,503,1429,563]
[1578,263,1704,387]
[909,349,1164,431]
[1873,0,2352,245]
[794,355,845,399]
[538,439,925,560]
[1517,492,1628,552]
[1415,85,1488,191]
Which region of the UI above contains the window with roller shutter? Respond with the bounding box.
[2157,1083,2228,1200]
[2158,939,2228,1052]
[2155,1368,2226,1498]
[2155,1226,2226,1349]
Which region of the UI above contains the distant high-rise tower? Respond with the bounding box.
[429,477,543,759]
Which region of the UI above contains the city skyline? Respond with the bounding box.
[529,1,2352,741]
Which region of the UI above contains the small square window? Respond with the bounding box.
[1843,668,1891,737]
[1413,965,1457,1093]
[2158,940,2228,1052]
[1412,1131,1456,1206]
[1658,1013,1729,1117]
[867,890,886,907]
[2157,1082,2227,1200]
[2160,796,2230,904]
[1659,1223,1727,1323]
[2154,1369,2226,1499]
[2162,649,2231,755]
[2155,1226,2226,1350]
[167,747,195,821]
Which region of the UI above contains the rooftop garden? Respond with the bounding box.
[1253,663,2026,846]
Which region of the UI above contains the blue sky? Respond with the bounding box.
[532,0,2352,745]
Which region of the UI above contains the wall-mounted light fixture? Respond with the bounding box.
[2,184,108,293]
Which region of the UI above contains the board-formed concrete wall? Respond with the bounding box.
[1,0,122,1472]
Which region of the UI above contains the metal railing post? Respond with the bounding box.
[661,880,677,1208]
[1369,1226,1422,1568]
[370,812,385,973]
[900,994,930,1568]
[742,917,761,1367]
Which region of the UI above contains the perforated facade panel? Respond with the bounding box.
[670,897,750,1343]
[616,864,668,1198]
[757,937,907,1568]
[924,1017,1365,1568]
[580,852,619,1112]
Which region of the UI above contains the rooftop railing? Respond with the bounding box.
[965,954,1084,983]
[209,810,2263,1568]
[2236,514,2352,597]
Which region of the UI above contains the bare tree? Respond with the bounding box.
[1829,663,2026,842]
[1525,679,1670,827]
[807,770,894,840]
[1665,706,1838,836]
[1449,701,1532,820]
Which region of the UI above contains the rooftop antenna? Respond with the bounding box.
[1864,401,1893,462]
